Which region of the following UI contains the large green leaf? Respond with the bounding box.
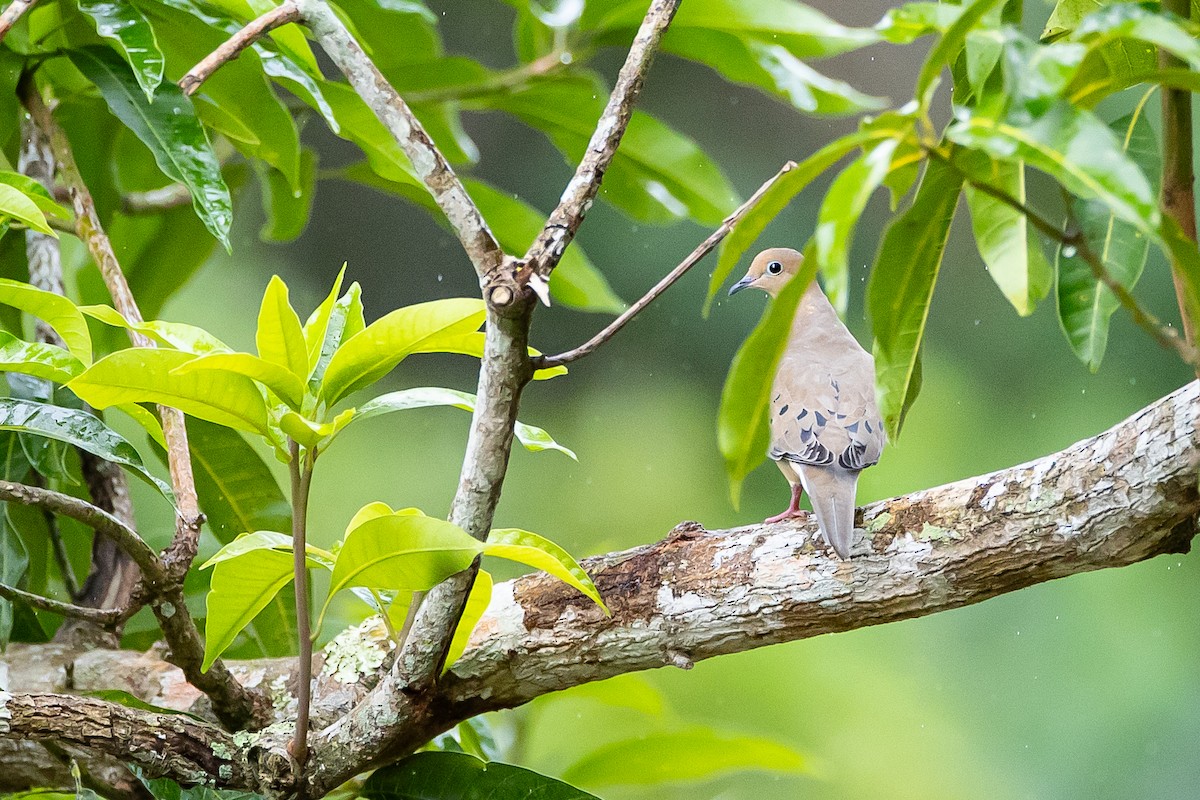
[915,0,1006,106]
[68,46,233,248]
[876,2,964,44]
[477,73,738,225]
[69,349,272,436]
[79,304,231,354]
[142,1,301,191]
[0,171,71,225]
[172,352,306,411]
[0,185,54,237]
[561,728,809,788]
[705,116,916,314]
[255,275,308,379]
[326,512,483,602]
[947,101,1158,234]
[78,0,164,101]
[352,387,576,459]
[0,279,92,364]
[1070,4,1200,69]
[320,298,485,406]
[363,752,599,800]
[259,149,316,242]
[0,398,172,500]
[182,419,295,658]
[868,158,963,439]
[203,547,310,671]
[813,139,900,315]
[302,267,346,375]
[0,509,28,647]
[484,529,605,611]
[0,331,85,384]
[1056,110,1160,370]
[662,28,884,116]
[718,246,818,506]
[321,81,430,195]
[965,160,1053,316]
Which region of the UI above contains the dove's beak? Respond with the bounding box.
[728,275,754,296]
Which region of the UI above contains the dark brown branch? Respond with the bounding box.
[179,1,301,97]
[0,582,124,625]
[295,0,505,279]
[536,161,799,369]
[19,74,267,730]
[0,0,37,43]
[523,0,681,280]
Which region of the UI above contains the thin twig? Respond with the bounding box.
[0,479,163,583]
[0,581,125,624]
[19,74,204,578]
[121,183,192,214]
[405,49,571,105]
[179,0,301,97]
[523,0,681,280]
[0,0,38,43]
[295,0,505,279]
[536,162,799,369]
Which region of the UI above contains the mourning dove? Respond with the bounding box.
[728,247,885,559]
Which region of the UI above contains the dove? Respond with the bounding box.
[728,247,886,559]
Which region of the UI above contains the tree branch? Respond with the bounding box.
[536,161,799,369]
[0,583,124,625]
[120,183,192,214]
[178,1,300,97]
[0,692,256,786]
[19,75,267,730]
[294,0,504,280]
[522,0,680,281]
[0,0,37,43]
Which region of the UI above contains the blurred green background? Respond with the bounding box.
[119,0,1199,797]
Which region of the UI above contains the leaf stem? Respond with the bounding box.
[288,438,315,768]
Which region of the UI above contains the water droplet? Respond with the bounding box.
[973,319,980,326]
[1062,244,1077,258]
[436,274,443,282]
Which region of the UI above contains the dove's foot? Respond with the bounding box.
[764,508,805,524]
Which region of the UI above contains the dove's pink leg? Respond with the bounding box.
[764,482,805,524]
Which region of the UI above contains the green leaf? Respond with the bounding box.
[718,246,818,506]
[202,530,333,570]
[876,2,964,44]
[69,349,272,436]
[663,29,884,116]
[548,674,667,718]
[172,352,306,410]
[308,280,364,390]
[78,0,164,101]
[1056,110,1159,370]
[182,418,295,657]
[814,139,900,315]
[325,512,482,606]
[320,298,485,406]
[1161,215,1200,342]
[256,275,308,379]
[484,529,605,611]
[443,569,492,670]
[259,149,316,242]
[915,0,1007,107]
[353,387,576,459]
[83,690,206,721]
[0,331,85,384]
[463,179,623,314]
[868,158,963,440]
[705,118,916,315]
[965,160,1053,316]
[203,547,297,671]
[0,397,172,500]
[1070,4,1200,69]
[0,509,28,647]
[79,304,231,354]
[478,73,738,225]
[0,279,91,364]
[561,728,809,788]
[0,185,54,237]
[322,81,429,194]
[0,172,71,224]
[302,266,346,374]
[947,100,1158,234]
[68,46,233,249]
[363,752,599,800]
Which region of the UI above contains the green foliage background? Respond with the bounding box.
[51,0,1197,797]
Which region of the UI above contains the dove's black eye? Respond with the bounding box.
[767,260,783,275]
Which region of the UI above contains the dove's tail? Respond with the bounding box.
[795,465,860,560]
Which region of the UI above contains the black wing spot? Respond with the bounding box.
[864,420,872,434]
[839,441,868,470]
[800,428,812,443]
[778,404,789,415]
[846,421,860,434]
[814,411,827,427]
[797,408,808,419]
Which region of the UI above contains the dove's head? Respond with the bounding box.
[728,247,804,298]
